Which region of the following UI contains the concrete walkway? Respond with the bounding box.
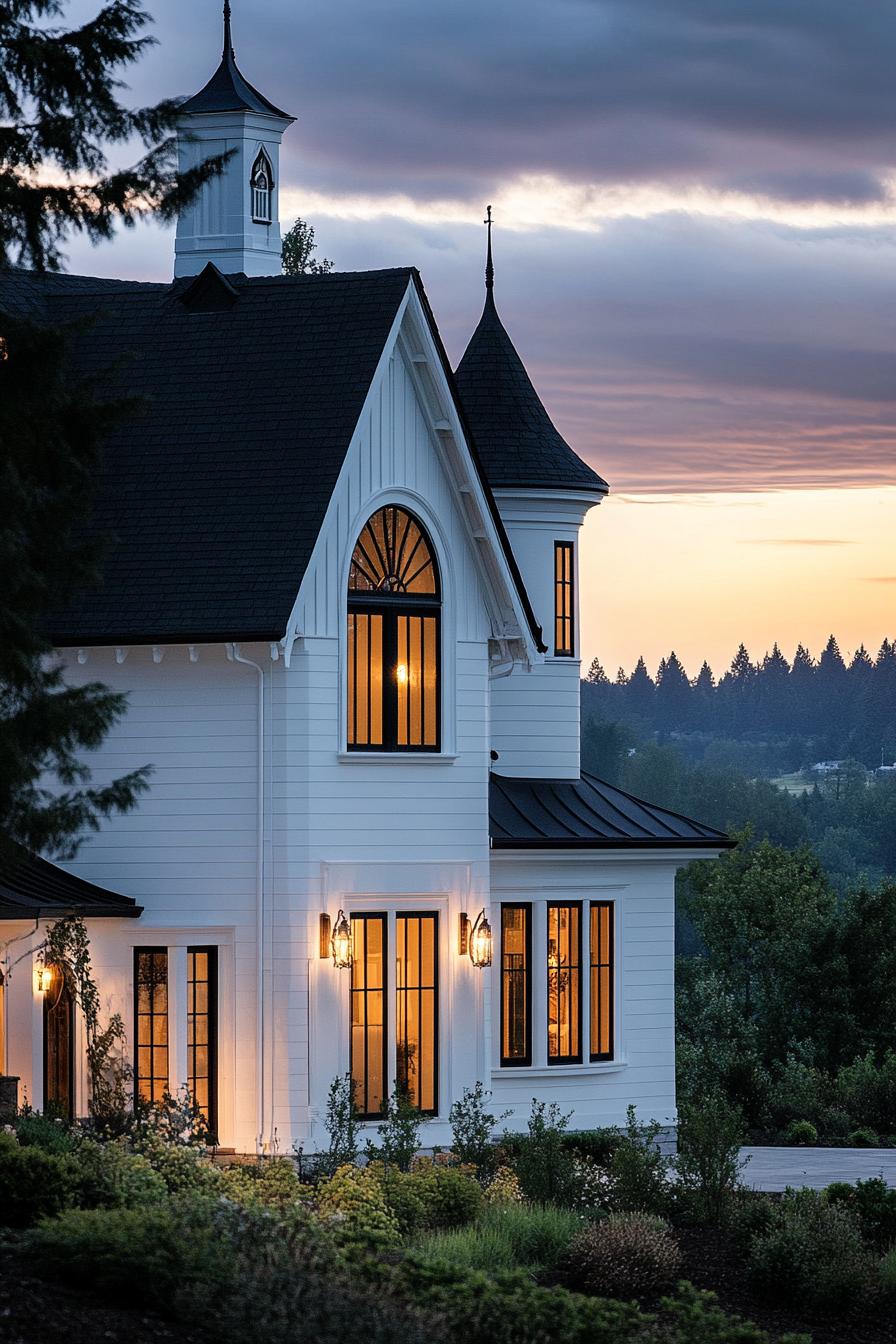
[740,1146,896,1191]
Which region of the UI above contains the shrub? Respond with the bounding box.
[880,1246,896,1297]
[749,1187,875,1312]
[415,1202,582,1276]
[409,1156,484,1229]
[367,1162,427,1235]
[130,1085,209,1148]
[564,1212,681,1300]
[0,1141,74,1226]
[448,1082,507,1174]
[367,1086,425,1172]
[730,1192,777,1249]
[484,1165,523,1206]
[675,1092,746,1222]
[767,1057,831,1132]
[219,1157,309,1212]
[847,1127,879,1148]
[569,1155,614,1212]
[132,1128,223,1194]
[66,1136,166,1209]
[835,1050,896,1133]
[607,1107,672,1215]
[825,1176,896,1252]
[316,1163,400,1246]
[783,1119,817,1146]
[320,1074,362,1176]
[507,1099,575,1205]
[13,1108,80,1153]
[659,1282,811,1344]
[561,1128,622,1166]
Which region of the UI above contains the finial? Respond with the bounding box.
[484,204,494,292]
[223,1,234,60]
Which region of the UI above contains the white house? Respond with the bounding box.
[0,7,730,1153]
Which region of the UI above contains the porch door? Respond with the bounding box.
[44,974,75,1120]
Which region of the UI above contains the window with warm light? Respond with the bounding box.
[396,913,438,1114]
[501,904,531,1066]
[347,505,441,752]
[250,150,273,223]
[134,948,168,1105]
[187,947,218,1138]
[554,541,574,656]
[350,914,387,1119]
[547,902,581,1063]
[589,902,614,1061]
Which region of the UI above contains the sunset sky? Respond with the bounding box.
[62,0,896,677]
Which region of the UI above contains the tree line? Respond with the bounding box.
[585,635,896,766]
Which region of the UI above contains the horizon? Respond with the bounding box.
[60,0,896,670]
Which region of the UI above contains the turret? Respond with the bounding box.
[455,211,608,777]
[174,3,294,278]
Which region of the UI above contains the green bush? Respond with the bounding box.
[506,1099,576,1205]
[748,1187,875,1312]
[825,1176,896,1252]
[13,1109,79,1154]
[0,1140,74,1226]
[367,1162,427,1235]
[66,1137,166,1209]
[415,1202,582,1276]
[847,1126,880,1148]
[319,1074,362,1177]
[783,1119,817,1146]
[483,1166,523,1206]
[316,1163,400,1246]
[561,1128,622,1166]
[730,1192,777,1249]
[607,1107,672,1214]
[766,1057,831,1132]
[658,1282,811,1344]
[219,1157,309,1212]
[448,1082,506,1175]
[366,1086,425,1172]
[409,1157,484,1229]
[132,1128,223,1194]
[835,1050,896,1133]
[880,1246,896,1297]
[675,1092,746,1222]
[564,1212,681,1300]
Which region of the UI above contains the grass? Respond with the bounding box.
[771,771,814,796]
[412,1202,585,1277]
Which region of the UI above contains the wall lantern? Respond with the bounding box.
[330,910,352,969]
[460,909,492,968]
[35,962,56,995]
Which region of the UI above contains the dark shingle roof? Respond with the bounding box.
[489,772,733,850]
[0,266,414,645]
[455,291,608,495]
[179,31,292,119]
[0,849,143,919]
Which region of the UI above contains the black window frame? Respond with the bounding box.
[349,913,389,1120]
[554,540,575,657]
[395,911,439,1116]
[589,902,615,1062]
[347,507,441,754]
[134,947,169,1107]
[500,903,532,1067]
[43,968,75,1122]
[187,946,219,1141]
[546,900,583,1065]
[250,148,274,224]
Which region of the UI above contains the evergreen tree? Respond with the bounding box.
[585,657,609,685]
[625,655,655,722]
[281,217,333,276]
[757,643,790,734]
[655,650,690,727]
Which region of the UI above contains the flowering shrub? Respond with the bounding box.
[130,1086,209,1148]
[569,1156,614,1212]
[132,1129,222,1195]
[484,1166,524,1206]
[316,1163,400,1246]
[564,1212,682,1300]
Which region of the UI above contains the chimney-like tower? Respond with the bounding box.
[174,3,294,278]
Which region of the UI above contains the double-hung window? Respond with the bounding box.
[500,904,531,1066]
[547,902,582,1063]
[347,506,441,752]
[554,541,574,656]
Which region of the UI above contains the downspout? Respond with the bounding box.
[227,644,268,1150]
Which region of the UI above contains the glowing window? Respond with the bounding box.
[589,903,614,1061]
[547,902,581,1064]
[501,904,531,1066]
[554,541,574,656]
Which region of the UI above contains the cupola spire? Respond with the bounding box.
[223,1,234,59]
[484,203,494,293]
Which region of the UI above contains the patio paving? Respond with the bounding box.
[740,1146,896,1191]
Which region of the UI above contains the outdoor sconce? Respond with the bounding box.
[330,910,352,969]
[319,913,331,959]
[460,909,492,968]
[35,962,56,995]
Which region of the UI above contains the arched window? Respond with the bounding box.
[250,150,273,224]
[347,505,441,751]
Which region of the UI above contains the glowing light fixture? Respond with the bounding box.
[460,909,492,968]
[330,909,352,969]
[35,962,56,995]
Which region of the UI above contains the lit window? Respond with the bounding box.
[350,914,387,1119]
[589,903,614,1061]
[347,506,440,751]
[44,965,75,1120]
[188,947,218,1139]
[501,904,531,1066]
[547,902,581,1063]
[250,150,273,223]
[135,948,168,1105]
[554,541,574,656]
[396,913,438,1114]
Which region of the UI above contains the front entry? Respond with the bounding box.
[43,969,75,1120]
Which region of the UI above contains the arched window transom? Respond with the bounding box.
[347,506,441,752]
[250,150,273,224]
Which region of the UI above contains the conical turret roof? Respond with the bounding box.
[180,3,293,120]
[455,216,607,495]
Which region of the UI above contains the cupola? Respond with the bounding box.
[174,3,295,278]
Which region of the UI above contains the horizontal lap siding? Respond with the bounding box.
[490,660,581,777]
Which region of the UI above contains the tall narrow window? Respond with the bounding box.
[547,902,581,1063]
[250,150,273,223]
[134,948,168,1105]
[187,947,218,1138]
[350,915,387,1119]
[347,506,441,752]
[0,970,5,1074]
[396,913,438,1114]
[501,904,531,1066]
[590,903,614,1061]
[554,541,574,656]
[43,968,75,1120]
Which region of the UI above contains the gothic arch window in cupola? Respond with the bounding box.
[250,149,274,224]
[347,505,441,752]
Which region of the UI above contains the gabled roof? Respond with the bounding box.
[455,270,608,495]
[0,265,542,649]
[0,849,143,920]
[489,772,733,850]
[179,8,292,120]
